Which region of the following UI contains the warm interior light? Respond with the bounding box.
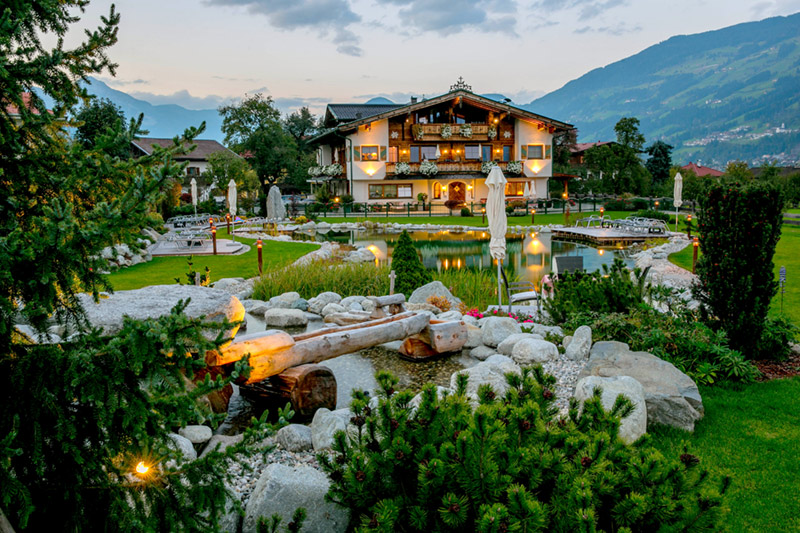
[135,462,150,475]
[467,185,473,190]
[494,118,499,123]
[443,149,448,153]
[441,185,447,192]
[517,191,523,196]
[366,168,376,176]
[401,149,407,154]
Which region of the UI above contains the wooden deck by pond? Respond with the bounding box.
[552,226,652,246]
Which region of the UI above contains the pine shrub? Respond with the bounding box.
[319,370,728,532]
[392,230,432,297]
[694,180,784,357]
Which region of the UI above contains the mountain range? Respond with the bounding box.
[81,13,800,167]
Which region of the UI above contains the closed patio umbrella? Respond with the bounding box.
[190,177,198,216]
[673,172,683,232]
[523,181,530,199]
[486,166,508,309]
[228,179,237,217]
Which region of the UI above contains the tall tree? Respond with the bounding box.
[74,96,146,158]
[645,140,673,186]
[0,3,269,530]
[552,127,577,171]
[613,117,649,194]
[284,106,319,153]
[219,94,297,213]
[614,117,646,152]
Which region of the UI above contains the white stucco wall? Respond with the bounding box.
[347,119,389,181]
[514,120,553,179]
[318,145,333,165]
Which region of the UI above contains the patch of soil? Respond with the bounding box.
[753,344,800,381]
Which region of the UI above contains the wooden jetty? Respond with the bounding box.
[552,227,650,246]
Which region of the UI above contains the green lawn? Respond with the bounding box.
[105,228,319,290]
[650,378,800,532]
[314,210,636,228]
[668,225,800,325]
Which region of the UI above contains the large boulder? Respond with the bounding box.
[199,434,243,458]
[268,291,302,309]
[463,325,483,348]
[469,345,496,361]
[450,354,521,400]
[308,292,342,315]
[243,464,349,533]
[178,425,212,444]
[310,408,348,451]
[565,325,592,361]
[579,341,704,431]
[408,281,462,308]
[243,299,270,316]
[263,308,308,327]
[276,424,313,452]
[76,285,245,339]
[511,339,558,366]
[497,333,544,356]
[574,376,647,444]
[167,433,197,462]
[320,302,347,318]
[480,317,522,347]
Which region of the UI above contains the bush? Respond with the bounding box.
[543,259,651,324]
[392,230,432,296]
[694,180,784,357]
[426,295,450,312]
[603,199,632,211]
[754,315,797,361]
[460,207,472,217]
[631,197,649,210]
[341,194,354,205]
[319,370,728,532]
[633,209,670,222]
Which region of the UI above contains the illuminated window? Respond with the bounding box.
[388,147,398,162]
[527,144,544,159]
[369,184,412,199]
[505,182,525,196]
[361,146,379,161]
[432,181,442,199]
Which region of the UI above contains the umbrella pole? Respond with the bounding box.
[675,207,678,232]
[497,259,502,309]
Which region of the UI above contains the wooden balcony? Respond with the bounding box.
[412,123,498,141]
[386,161,519,176]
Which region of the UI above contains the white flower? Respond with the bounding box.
[459,124,473,139]
[395,162,412,175]
[481,160,498,174]
[440,124,452,139]
[506,161,523,174]
[487,125,497,140]
[307,166,323,177]
[419,161,439,176]
[323,163,343,176]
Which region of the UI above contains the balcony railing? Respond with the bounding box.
[386,161,519,175]
[410,123,499,141]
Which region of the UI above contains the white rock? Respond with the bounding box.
[438,310,463,321]
[340,295,365,308]
[497,333,545,356]
[213,277,247,292]
[178,425,212,444]
[565,325,592,361]
[531,323,564,338]
[243,299,270,316]
[461,315,478,326]
[310,408,347,451]
[268,291,302,309]
[480,317,522,347]
[263,308,308,327]
[470,345,496,361]
[450,354,521,399]
[574,376,647,444]
[243,464,349,533]
[463,324,483,348]
[320,302,347,317]
[200,434,243,458]
[168,433,197,462]
[308,291,342,315]
[276,424,313,452]
[408,281,462,307]
[511,339,559,366]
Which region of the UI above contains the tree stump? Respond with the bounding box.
[239,364,337,419]
[192,365,234,414]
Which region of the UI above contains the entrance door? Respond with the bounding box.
[448,181,466,205]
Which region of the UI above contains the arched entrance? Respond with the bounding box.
[448,181,466,205]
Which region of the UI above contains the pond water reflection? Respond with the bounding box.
[305,229,635,288]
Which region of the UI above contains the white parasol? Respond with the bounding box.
[228,179,237,217]
[190,177,198,216]
[523,181,530,199]
[485,166,508,308]
[673,172,683,232]
[435,144,441,159]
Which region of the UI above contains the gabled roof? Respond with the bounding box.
[681,161,723,177]
[4,93,48,116]
[328,89,573,133]
[325,104,403,126]
[571,141,615,153]
[131,138,238,161]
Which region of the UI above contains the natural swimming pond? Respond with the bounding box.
[297,228,635,288]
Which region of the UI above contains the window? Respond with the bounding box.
[505,182,525,196]
[361,145,379,161]
[482,145,492,162]
[503,146,512,161]
[388,147,398,163]
[433,181,442,199]
[410,146,420,163]
[464,145,480,159]
[421,146,437,160]
[186,167,200,176]
[369,184,412,199]
[527,144,544,159]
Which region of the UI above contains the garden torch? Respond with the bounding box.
[692,237,699,273]
[211,225,217,256]
[257,238,263,274]
[686,214,692,238]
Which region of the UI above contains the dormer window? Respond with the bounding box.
[361,146,379,161]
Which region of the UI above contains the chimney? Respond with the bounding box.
[410,96,417,104]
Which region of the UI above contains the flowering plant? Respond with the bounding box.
[323,163,343,176]
[307,166,323,177]
[412,124,424,140]
[459,123,473,138]
[506,160,523,174]
[465,308,484,319]
[439,124,452,139]
[487,124,497,140]
[481,160,498,174]
[419,161,438,176]
[395,162,412,175]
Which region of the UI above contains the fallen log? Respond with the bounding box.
[206,311,430,384]
[398,320,468,361]
[239,364,336,418]
[324,311,373,325]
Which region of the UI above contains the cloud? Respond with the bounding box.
[533,0,627,20]
[376,0,519,35]
[95,75,149,86]
[211,75,261,83]
[205,0,363,55]
[574,22,641,35]
[128,89,232,110]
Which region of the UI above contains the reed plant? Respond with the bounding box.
[432,268,497,311]
[253,261,391,300]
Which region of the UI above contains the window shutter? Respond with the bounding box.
[380,146,387,161]
[521,145,528,160]
[353,146,361,161]
[545,145,552,159]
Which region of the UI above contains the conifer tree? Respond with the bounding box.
[391,230,432,296]
[0,3,279,530]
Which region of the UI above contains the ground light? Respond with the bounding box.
[135,462,150,476]
[211,225,217,255]
[257,238,263,274]
[692,237,699,273]
[687,214,693,238]
[531,208,536,225]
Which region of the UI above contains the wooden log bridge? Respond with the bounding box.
[206,311,430,384]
